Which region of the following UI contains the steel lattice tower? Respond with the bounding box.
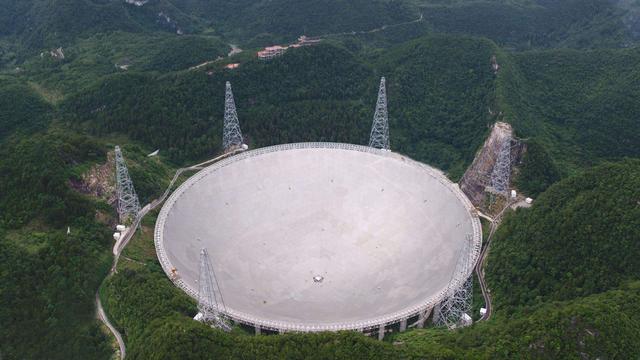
[368,77,390,150]
[434,234,474,329]
[222,81,244,152]
[197,248,231,331]
[114,146,140,223]
[490,135,512,195]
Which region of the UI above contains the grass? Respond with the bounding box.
[119,211,159,267]
[4,218,56,253]
[27,81,64,104]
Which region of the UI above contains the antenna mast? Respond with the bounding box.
[197,248,231,331]
[434,234,474,329]
[368,77,390,150]
[222,81,244,152]
[489,135,512,196]
[114,146,140,223]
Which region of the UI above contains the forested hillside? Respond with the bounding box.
[1,0,640,358]
[0,77,51,139]
[487,159,640,310]
[1,0,638,63]
[418,0,635,49]
[498,47,640,172]
[63,38,498,177]
[395,282,640,358]
[0,131,113,359]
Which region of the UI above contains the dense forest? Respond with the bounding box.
[498,47,640,172]
[1,0,639,358]
[487,159,640,310]
[0,131,113,359]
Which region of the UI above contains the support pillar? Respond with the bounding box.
[255,325,261,335]
[400,319,407,332]
[378,324,385,341]
[433,303,442,325]
[417,307,432,329]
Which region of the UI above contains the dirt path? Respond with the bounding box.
[311,12,423,39]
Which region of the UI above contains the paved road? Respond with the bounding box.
[475,217,497,321]
[97,148,246,359]
[112,148,245,270]
[96,292,126,359]
[475,201,517,322]
[310,13,424,39]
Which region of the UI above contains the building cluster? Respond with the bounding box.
[257,36,321,60]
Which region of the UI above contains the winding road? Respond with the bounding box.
[475,200,518,322]
[310,13,424,39]
[96,293,126,359]
[475,214,497,321]
[96,148,246,359]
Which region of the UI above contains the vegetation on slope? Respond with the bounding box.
[0,131,113,359]
[172,0,415,45]
[497,47,640,173]
[19,32,228,95]
[0,78,51,139]
[395,282,640,359]
[377,35,497,176]
[514,140,561,197]
[62,37,498,179]
[487,159,640,310]
[419,0,633,49]
[0,0,639,355]
[0,131,104,227]
[2,0,636,69]
[0,123,175,358]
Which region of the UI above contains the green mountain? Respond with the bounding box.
[487,159,640,310]
[61,37,498,177]
[498,47,640,172]
[417,0,636,49]
[395,282,640,359]
[1,0,640,358]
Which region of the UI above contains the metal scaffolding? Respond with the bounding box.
[223,81,244,152]
[489,135,512,196]
[197,248,231,331]
[368,77,390,150]
[114,145,140,223]
[434,234,474,329]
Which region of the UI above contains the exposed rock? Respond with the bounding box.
[69,151,116,206]
[124,0,148,6]
[157,12,183,35]
[491,55,500,74]
[459,122,523,208]
[49,47,65,60]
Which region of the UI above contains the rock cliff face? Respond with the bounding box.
[459,122,521,207]
[124,0,149,6]
[69,151,116,206]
